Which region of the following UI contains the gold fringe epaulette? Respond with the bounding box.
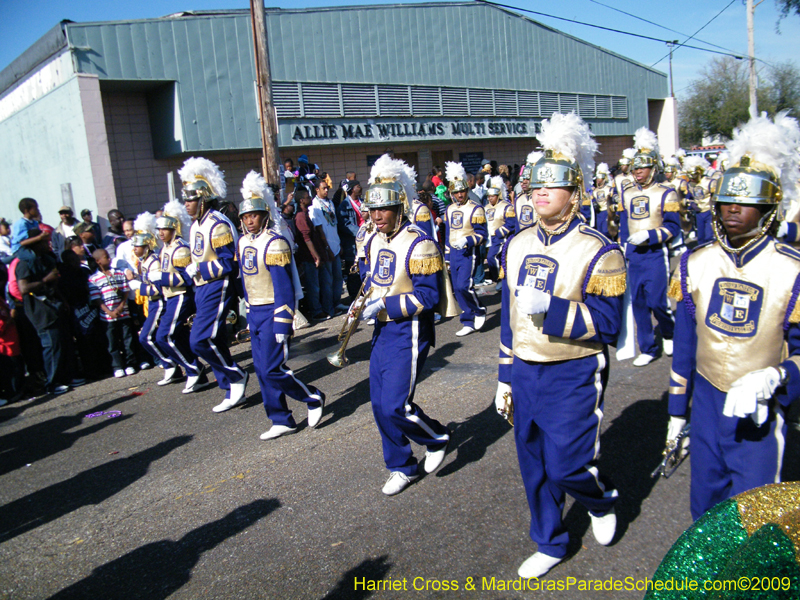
[507,209,516,218]
[789,300,800,324]
[173,255,192,268]
[265,251,292,267]
[409,254,443,275]
[499,266,505,280]
[667,276,683,301]
[472,216,487,224]
[416,212,431,222]
[664,201,682,213]
[582,198,591,206]
[211,232,234,248]
[585,273,626,297]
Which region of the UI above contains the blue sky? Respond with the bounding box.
[2,0,798,101]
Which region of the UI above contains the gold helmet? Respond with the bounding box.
[445,161,469,194]
[619,148,635,167]
[178,157,227,219]
[632,128,662,185]
[683,155,710,182]
[364,154,416,226]
[158,199,192,239]
[132,212,158,250]
[530,112,596,192]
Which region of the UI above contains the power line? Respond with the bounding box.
[650,0,738,67]
[477,0,744,61]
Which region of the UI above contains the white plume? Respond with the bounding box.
[595,162,610,177]
[162,199,192,240]
[683,155,710,173]
[633,127,659,154]
[240,170,267,201]
[445,161,468,186]
[133,212,157,238]
[369,154,417,201]
[178,157,227,199]
[675,148,687,159]
[536,112,597,184]
[727,111,800,213]
[622,148,636,160]
[489,175,508,201]
[664,155,681,168]
[526,151,543,165]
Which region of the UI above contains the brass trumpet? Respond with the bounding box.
[327,278,373,368]
[499,390,514,426]
[235,328,251,344]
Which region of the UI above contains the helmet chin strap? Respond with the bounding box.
[541,188,579,236]
[713,205,778,254]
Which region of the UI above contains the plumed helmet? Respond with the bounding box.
[239,171,270,217]
[132,212,158,250]
[683,155,711,180]
[632,128,661,171]
[178,157,227,207]
[529,112,597,190]
[158,199,192,240]
[445,162,469,193]
[364,154,416,215]
[619,148,635,166]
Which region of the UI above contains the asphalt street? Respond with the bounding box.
[2,285,798,599]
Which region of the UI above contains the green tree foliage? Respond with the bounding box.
[678,57,800,146]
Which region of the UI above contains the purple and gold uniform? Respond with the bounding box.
[134,251,173,370]
[515,191,537,233]
[618,181,681,357]
[411,199,435,239]
[688,174,717,245]
[499,219,626,559]
[355,220,377,281]
[486,198,516,282]
[188,210,246,393]
[445,199,487,328]
[589,181,615,237]
[365,220,450,477]
[668,238,800,519]
[239,227,323,427]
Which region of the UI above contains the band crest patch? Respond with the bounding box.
[451,211,464,228]
[518,255,558,294]
[705,278,762,337]
[242,247,258,275]
[519,205,534,225]
[193,232,204,256]
[372,249,396,286]
[630,196,650,219]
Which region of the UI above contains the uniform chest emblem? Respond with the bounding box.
[193,232,204,256]
[161,254,170,271]
[372,249,396,286]
[706,278,762,337]
[517,255,558,293]
[596,191,606,202]
[452,211,464,228]
[519,205,534,225]
[356,228,366,242]
[242,247,258,275]
[630,196,650,219]
[692,185,706,200]
[486,208,495,221]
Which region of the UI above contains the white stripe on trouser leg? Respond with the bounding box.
[466,251,482,312]
[403,317,448,442]
[167,295,198,374]
[592,352,606,460]
[144,301,173,364]
[773,407,785,483]
[206,279,245,379]
[279,339,321,401]
[661,246,674,317]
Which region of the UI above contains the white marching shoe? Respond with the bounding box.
[158,367,183,386]
[183,367,211,394]
[212,372,249,413]
[632,353,655,367]
[663,338,674,357]
[473,313,486,331]
[456,326,476,337]
[381,471,418,496]
[518,552,562,579]
[423,438,449,474]
[590,508,617,546]
[260,424,297,440]
[307,394,326,428]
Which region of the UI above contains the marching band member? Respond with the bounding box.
[237,172,326,440]
[618,129,680,367]
[124,213,176,385]
[360,155,450,496]
[666,112,800,520]
[684,155,716,245]
[179,157,249,413]
[485,175,516,284]
[355,206,376,282]
[152,201,209,392]
[444,161,487,337]
[495,112,625,578]
[411,191,436,239]
[515,153,540,233]
[613,148,635,201]
[590,163,614,237]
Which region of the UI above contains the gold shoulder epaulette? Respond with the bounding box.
[415,209,431,222]
[472,207,487,225]
[582,197,591,206]
[667,275,683,301]
[585,249,626,297]
[265,236,292,267]
[173,247,192,268]
[409,239,443,275]
[664,201,681,213]
[211,223,234,248]
[506,207,516,218]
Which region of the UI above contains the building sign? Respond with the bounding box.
[279,117,542,147]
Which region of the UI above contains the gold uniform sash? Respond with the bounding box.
[238,230,292,306]
[672,241,800,392]
[505,223,625,363]
[160,240,192,298]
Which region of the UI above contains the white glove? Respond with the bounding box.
[284,170,294,179]
[516,286,551,315]
[185,263,199,279]
[723,367,780,426]
[275,333,288,344]
[778,222,789,239]
[452,239,468,250]
[361,298,385,321]
[129,279,142,292]
[627,230,650,246]
[667,416,689,458]
[495,382,512,416]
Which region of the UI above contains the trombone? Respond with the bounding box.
[327,277,373,368]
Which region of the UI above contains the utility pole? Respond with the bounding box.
[747,0,758,116]
[250,0,281,188]
[668,40,678,98]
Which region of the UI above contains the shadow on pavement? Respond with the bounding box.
[0,435,192,543]
[437,404,511,478]
[320,555,392,600]
[48,498,281,600]
[0,393,141,477]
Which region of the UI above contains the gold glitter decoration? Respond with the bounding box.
[736,482,800,562]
